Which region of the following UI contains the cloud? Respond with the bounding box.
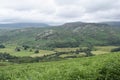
[56,5,85,18]
[0,0,120,24]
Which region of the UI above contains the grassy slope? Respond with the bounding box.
[0,52,120,80]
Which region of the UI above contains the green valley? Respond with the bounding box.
[0,22,120,80]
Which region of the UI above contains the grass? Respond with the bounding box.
[30,50,55,57]
[0,45,55,57]
[54,46,119,56]
[0,52,120,80]
[95,46,118,52]
[54,48,78,52]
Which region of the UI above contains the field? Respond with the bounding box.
[0,45,118,58]
[0,52,120,80]
[0,45,55,57]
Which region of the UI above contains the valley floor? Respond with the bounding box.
[0,45,118,57]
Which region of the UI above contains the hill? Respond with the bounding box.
[0,22,120,49]
[101,21,120,27]
[0,23,49,29]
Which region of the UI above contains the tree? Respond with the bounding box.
[0,44,5,48]
[22,45,30,50]
[84,48,93,57]
[84,43,94,57]
[75,49,80,54]
[111,47,120,52]
[34,50,39,53]
[29,49,33,52]
[15,47,21,52]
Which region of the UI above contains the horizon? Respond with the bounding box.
[0,21,120,26]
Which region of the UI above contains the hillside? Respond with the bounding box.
[102,21,120,27]
[0,52,120,80]
[0,22,120,49]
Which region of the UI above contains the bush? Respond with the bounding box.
[22,45,30,50]
[97,59,120,80]
[68,68,82,80]
[34,50,39,53]
[111,47,120,52]
[84,48,94,57]
[29,49,33,52]
[0,53,16,61]
[15,47,21,52]
[0,44,5,48]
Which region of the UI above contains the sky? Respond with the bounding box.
[0,0,120,25]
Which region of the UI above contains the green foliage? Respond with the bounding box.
[0,24,120,49]
[0,53,17,61]
[47,40,80,48]
[15,47,21,52]
[84,48,93,57]
[68,68,84,80]
[0,52,120,80]
[111,47,120,52]
[97,58,120,80]
[0,52,63,63]
[22,45,30,50]
[34,49,39,53]
[0,44,5,48]
[81,43,94,57]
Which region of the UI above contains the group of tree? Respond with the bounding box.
[75,43,94,57]
[111,47,120,52]
[15,45,39,53]
[0,53,17,61]
[0,52,63,63]
[0,44,5,48]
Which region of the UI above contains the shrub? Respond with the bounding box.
[97,59,120,80]
[111,47,120,52]
[34,50,39,53]
[29,49,33,52]
[68,68,88,80]
[0,53,16,61]
[22,45,30,50]
[84,48,94,57]
[15,47,21,52]
[0,44,5,48]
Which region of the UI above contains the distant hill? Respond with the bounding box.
[101,21,120,27]
[61,21,120,27]
[60,22,109,29]
[0,23,49,29]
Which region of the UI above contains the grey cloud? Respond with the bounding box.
[56,6,85,18]
[55,0,80,5]
[0,0,120,24]
[84,0,118,13]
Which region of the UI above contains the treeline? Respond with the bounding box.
[0,44,5,48]
[111,47,120,52]
[47,41,80,48]
[0,53,63,63]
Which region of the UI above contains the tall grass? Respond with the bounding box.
[0,52,120,80]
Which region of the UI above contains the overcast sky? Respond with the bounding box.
[0,0,120,24]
